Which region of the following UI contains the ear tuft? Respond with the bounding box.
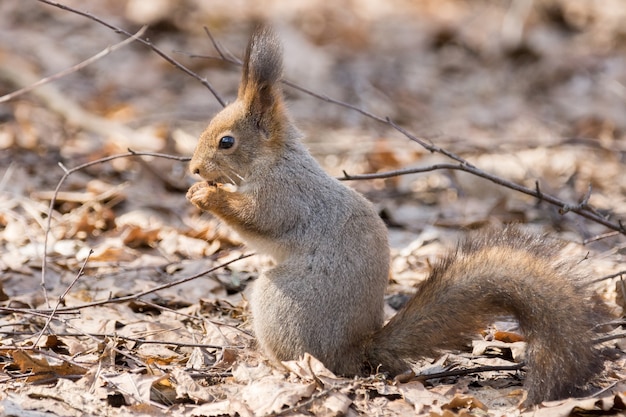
[249,25,283,86]
[239,25,283,101]
[238,25,285,137]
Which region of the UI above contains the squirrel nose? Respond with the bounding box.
[189,159,202,177]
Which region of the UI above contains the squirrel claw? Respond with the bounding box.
[186,181,215,210]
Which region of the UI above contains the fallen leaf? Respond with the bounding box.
[397,380,449,414]
[472,340,527,362]
[493,330,524,343]
[240,376,316,415]
[191,399,254,417]
[282,352,338,381]
[104,372,166,405]
[442,394,488,412]
[120,224,161,248]
[310,391,352,416]
[9,350,87,382]
[171,368,214,403]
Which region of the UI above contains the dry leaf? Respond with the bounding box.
[9,350,87,382]
[472,340,527,362]
[191,399,254,417]
[104,372,166,405]
[493,330,525,343]
[0,281,9,301]
[239,376,316,415]
[282,352,338,380]
[171,368,214,403]
[120,224,161,248]
[442,394,488,412]
[136,344,179,365]
[397,380,449,414]
[310,391,352,416]
[88,242,137,262]
[213,347,238,371]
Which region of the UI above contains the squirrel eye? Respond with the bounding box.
[218,135,235,150]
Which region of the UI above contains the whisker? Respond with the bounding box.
[232,170,246,183]
[222,171,236,185]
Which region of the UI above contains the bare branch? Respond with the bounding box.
[0,333,244,350]
[26,252,253,315]
[0,26,147,103]
[36,0,226,107]
[40,151,190,305]
[416,363,524,382]
[183,36,625,235]
[203,26,240,64]
[34,249,93,347]
[589,270,625,285]
[583,231,621,245]
[31,3,626,238]
[340,163,624,234]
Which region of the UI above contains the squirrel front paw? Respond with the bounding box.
[186,181,218,211]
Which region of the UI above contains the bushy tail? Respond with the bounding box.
[365,227,605,405]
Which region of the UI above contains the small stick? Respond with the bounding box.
[0,334,244,350]
[21,252,253,315]
[33,249,93,347]
[39,151,190,306]
[339,163,624,234]
[36,0,226,107]
[583,231,621,244]
[417,363,524,382]
[589,270,626,284]
[0,26,146,103]
[188,33,626,237]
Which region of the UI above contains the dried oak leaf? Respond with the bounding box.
[171,368,214,403]
[442,394,488,412]
[493,330,524,343]
[104,372,166,405]
[239,376,316,416]
[120,224,161,248]
[8,350,87,382]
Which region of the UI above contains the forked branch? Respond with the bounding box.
[31,1,626,238]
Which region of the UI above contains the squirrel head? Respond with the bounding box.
[189,26,291,186]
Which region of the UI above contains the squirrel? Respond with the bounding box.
[186,26,605,406]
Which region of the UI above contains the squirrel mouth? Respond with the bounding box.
[206,178,228,186]
[206,180,238,192]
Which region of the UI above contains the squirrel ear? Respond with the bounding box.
[238,25,284,133]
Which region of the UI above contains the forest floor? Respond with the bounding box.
[1,1,626,416]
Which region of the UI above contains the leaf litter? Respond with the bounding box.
[1,0,626,415]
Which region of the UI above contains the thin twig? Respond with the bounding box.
[18,252,253,315]
[137,299,252,336]
[40,151,190,306]
[0,333,244,350]
[589,270,626,284]
[2,311,150,370]
[187,34,626,236]
[36,0,226,107]
[417,363,524,382]
[34,249,93,347]
[340,163,624,233]
[583,231,621,245]
[0,26,147,103]
[594,332,626,344]
[203,26,240,64]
